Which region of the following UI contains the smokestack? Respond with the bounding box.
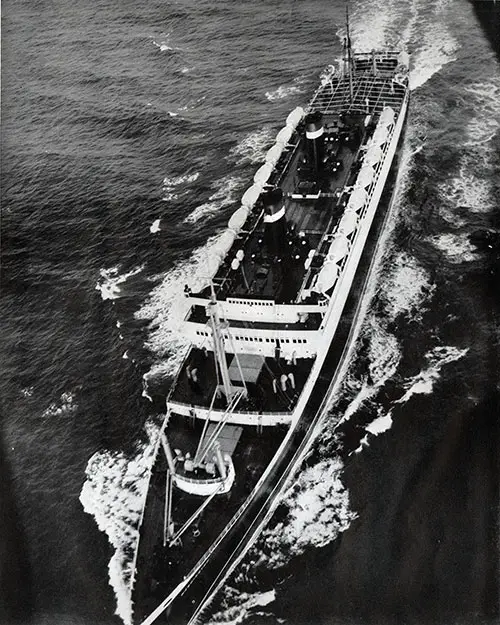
[263,188,287,257]
[305,111,325,172]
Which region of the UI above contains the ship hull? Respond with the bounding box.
[133,95,409,625]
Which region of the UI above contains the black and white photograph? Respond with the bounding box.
[1,1,499,625]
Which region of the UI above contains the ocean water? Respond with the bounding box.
[1,1,499,625]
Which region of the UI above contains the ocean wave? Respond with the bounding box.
[400,0,459,92]
[353,406,394,454]
[463,79,500,146]
[396,344,469,405]
[229,126,275,166]
[367,319,402,384]
[409,20,458,91]
[350,0,400,51]
[438,163,494,213]
[150,218,161,233]
[204,589,276,625]
[436,79,498,216]
[430,232,479,263]
[335,320,401,427]
[135,232,234,378]
[161,172,200,202]
[184,175,243,223]
[254,457,356,570]
[265,76,308,102]
[95,266,144,301]
[378,252,435,322]
[152,36,182,53]
[79,420,161,625]
[41,391,78,418]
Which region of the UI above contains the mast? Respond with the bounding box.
[345,3,354,102]
[207,284,236,402]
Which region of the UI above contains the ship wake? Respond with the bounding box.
[79,420,162,625]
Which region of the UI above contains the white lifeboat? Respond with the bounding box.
[356,164,375,189]
[379,106,395,127]
[275,125,293,147]
[348,187,368,212]
[313,261,340,294]
[173,456,235,496]
[364,145,383,166]
[213,230,236,259]
[228,206,249,233]
[253,162,274,187]
[241,183,261,209]
[371,125,390,146]
[338,209,358,236]
[327,234,350,263]
[286,106,305,130]
[265,144,283,167]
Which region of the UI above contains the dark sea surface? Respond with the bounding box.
[1,1,499,625]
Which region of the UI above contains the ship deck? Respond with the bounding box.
[169,348,314,414]
[199,113,368,305]
[132,121,406,622]
[132,418,287,624]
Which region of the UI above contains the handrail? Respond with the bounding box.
[174,474,225,486]
[167,399,292,418]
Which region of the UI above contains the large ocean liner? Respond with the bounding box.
[131,17,410,625]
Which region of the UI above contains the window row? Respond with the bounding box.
[194,330,307,345]
[227,298,274,307]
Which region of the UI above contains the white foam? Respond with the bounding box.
[409,21,458,91]
[42,391,77,418]
[135,232,232,378]
[367,319,402,384]
[150,219,161,234]
[79,420,161,625]
[439,164,494,213]
[396,345,468,405]
[349,0,400,51]
[152,37,180,53]
[366,409,393,436]
[437,78,498,214]
[378,252,435,321]
[95,266,144,301]
[161,172,199,202]
[203,590,276,625]
[184,175,243,224]
[229,126,275,166]
[265,76,307,102]
[334,320,400,427]
[255,457,356,570]
[352,407,394,454]
[141,376,153,403]
[430,232,479,263]
[463,79,500,147]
